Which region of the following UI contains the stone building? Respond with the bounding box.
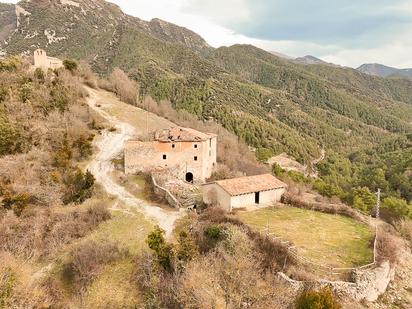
[202,174,287,211]
[124,127,217,183]
[33,49,63,70]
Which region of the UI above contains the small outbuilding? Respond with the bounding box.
[202,174,287,211]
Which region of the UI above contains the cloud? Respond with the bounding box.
[185,0,412,45]
[2,0,412,68]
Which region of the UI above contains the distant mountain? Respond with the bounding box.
[357,63,412,78]
[1,0,411,164]
[294,55,334,66]
[269,51,292,59]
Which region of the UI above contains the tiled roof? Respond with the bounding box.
[213,174,287,196]
[156,127,216,142]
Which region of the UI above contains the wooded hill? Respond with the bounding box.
[1,0,411,205]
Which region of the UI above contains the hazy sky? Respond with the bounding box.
[3,0,412,68]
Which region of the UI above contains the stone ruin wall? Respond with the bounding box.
[278,261,395,302]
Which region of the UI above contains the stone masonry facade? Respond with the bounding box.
[124,127,217,183]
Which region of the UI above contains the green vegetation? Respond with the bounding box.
[63,59,78,72]
[62,169,95,205]
[3,0,411,214]
[146,226,175,271]
[381,197,412,222]
[0,112,25,156]
[0,57,20,72]
[296,287,341,309]
[1,192,31,217]
[0,56,97,208]
[237,206,374,268]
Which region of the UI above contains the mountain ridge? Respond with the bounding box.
[1,0,411,166]
[357,63,412,78]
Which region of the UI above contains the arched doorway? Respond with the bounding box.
[185,172,194,183]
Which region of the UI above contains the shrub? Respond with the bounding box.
[19,83,32,103]
[296,287,341,309]
[63,59,78,72]
[34,68,45,81]
[62,240,125,291]
[380,197,412,223]
[376,230,401,265]
[109,68,138,105]
[146,226,174,271]
[287,170,311,184]
[176,230,198,263]
[72,135,93,159]
[281,192,366,222]
[350,187,377,213]
[313,179,344,198]
[49,86,70,112]
[1,192,31,216]
[256,147,273,162]
[205,224,221,240]
[0,204,111,260]
[0,57,20,72]
[53,136,73,168]
[62,169,95,205]
[0,114,24,156]
[272,163,284,177]
[397,220,412,245]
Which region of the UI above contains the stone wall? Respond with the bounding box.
[278,261,395,302]
[150,175,181,209]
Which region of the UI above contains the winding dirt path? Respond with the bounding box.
[86,88,183,236]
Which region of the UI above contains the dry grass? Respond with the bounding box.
[61,240,127,293]
[87,87,173,133]
[111,172,146,198]
[376,230,402,266]
[0,252,50,308]
[82,259,141,309]
[397,220,412,245]
[236,205,374,269]
[86,207,154,255]
[0,203,111,260]
[134,223,297,309]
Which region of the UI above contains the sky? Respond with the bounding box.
[4,0,412,68]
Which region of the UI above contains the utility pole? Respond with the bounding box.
[146,98,149,136]
[376,188,381,219]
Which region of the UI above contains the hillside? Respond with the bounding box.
[357,63,412,78]
[0,3,15,54]
[1,0,411,205]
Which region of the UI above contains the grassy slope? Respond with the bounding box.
[236,206,373,269]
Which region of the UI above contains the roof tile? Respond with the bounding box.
[213,174,287,196]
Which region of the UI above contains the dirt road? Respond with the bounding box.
[86,88,182,236]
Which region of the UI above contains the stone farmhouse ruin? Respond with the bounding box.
[33,49,63,70]
[124,126,288,210]
[202,174,287,211]
[124,127,217,183]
